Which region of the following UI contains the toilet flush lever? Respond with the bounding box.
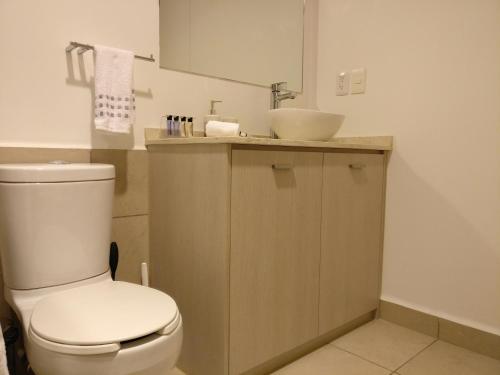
[109,242,119,280]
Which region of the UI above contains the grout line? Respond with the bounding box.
[393,338,439,373]
[330,344,394,372]
[112,213,149,219]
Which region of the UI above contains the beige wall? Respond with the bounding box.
[90,150,150,284]
[317,0,500,334]
[0,0,317,149]
[0,148,149,321]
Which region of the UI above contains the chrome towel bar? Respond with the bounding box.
[65,41,155,62]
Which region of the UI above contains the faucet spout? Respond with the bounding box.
[271,82,296,110]
[270,81,296,138]
[277,92,296,101]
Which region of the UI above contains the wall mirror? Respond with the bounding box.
[159,0,304,92]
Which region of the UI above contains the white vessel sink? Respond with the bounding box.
[269,108,344,141]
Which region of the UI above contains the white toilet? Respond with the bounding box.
[0,163,182,375]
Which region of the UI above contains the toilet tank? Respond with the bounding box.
[0,163,115,290]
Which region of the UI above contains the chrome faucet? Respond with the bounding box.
[270,82,296,138]
[271,82,296,109]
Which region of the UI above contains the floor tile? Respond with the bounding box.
[272,345,390,375]
[332,319,435,370]
[398,340,500,375]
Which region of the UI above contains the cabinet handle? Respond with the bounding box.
[272,164,293,170]
[349,163,366,170]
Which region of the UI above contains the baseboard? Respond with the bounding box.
[379,300,500,361]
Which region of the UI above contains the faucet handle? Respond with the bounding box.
[271,82,288,91]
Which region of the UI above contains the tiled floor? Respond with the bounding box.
[169,319,500,375]
[273,319,500,375]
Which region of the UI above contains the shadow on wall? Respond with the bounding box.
[65,49,153,150]
[382,152,500,334]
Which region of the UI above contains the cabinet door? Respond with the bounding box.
[150,144,231,375]
[319,153,385,334]
[230,149,323,375]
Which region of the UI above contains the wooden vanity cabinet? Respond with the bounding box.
[149,144,232,375]
[229,150,323,375]
[148,144,387,375]
[319,153,385,335]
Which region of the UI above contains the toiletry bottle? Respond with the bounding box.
[180,116,187,137]
[173,116,180,137]
[161,115,167,136]
[204,100,222,136]
[186,117,194,137]
[166,115,173,136]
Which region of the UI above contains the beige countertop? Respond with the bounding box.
[144,128,393,151]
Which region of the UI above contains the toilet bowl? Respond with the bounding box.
[0,163,183,374]
[6,273,182,375]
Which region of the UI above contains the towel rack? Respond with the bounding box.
[65,41,155,62]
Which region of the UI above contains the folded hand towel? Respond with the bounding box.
[206,121,240,137]
[94,45,135,134]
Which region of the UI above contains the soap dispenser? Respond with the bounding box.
[204,100,222,136]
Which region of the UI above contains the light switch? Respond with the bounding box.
[336,71,350,96]
[350,68,366,94]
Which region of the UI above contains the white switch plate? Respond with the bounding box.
[350,68,366,94]
[336,71,350,96]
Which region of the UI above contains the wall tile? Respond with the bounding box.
[112,215,149,285]
[0,147,89,163]
[91,150,149,217]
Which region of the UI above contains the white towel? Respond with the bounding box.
[205,120,240,137]
[0,323,8,375]
[94,45,135,134]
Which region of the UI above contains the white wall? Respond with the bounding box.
[317,0,500,334]
[0,0,317,149]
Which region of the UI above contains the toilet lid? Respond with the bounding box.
[30,281,179,346]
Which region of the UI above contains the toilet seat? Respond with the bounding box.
[29,281,179,355]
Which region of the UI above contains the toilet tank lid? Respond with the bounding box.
[0,163,115,183]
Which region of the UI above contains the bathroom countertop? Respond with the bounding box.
[144,128,393,151]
